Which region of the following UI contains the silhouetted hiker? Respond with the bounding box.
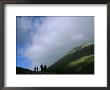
[44,65,47,72]
[40,64,43,71]
[37,67,38,72]
[34,67,36,72]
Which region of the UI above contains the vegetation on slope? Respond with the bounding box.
[48,44,94,74]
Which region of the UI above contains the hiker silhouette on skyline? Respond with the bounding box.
[40,64,43,71]
[34,67,36,72]
[44,65,47,72]
[37,67,38,71]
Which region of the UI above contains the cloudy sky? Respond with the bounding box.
[16,16,94,70]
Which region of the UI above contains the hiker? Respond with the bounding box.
[40,64,43,71]
[44,65,47,72]
[34,67,36,72]
[37,67,38,72]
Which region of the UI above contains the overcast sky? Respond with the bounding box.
[16,16,94,70]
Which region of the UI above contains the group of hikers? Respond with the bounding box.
[34,64,47,72]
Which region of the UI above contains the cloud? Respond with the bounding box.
[17,16,94,69]
[16,16,45,47]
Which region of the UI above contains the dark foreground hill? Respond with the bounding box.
[16,67,34,74]
[16,67,52,74]
[48,43,94,74]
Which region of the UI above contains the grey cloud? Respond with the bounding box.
[18,16,94,69]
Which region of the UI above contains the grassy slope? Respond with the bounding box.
[48,44,94,74]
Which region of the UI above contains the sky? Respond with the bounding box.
[16,16,94,70]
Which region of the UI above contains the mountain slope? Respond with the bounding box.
[48,43,94,74]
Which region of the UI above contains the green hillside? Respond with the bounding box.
[47,43,94,74]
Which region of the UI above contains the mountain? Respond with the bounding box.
[47,43,94,74]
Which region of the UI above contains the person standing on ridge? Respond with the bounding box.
[34,67,36,72]
[40,65,43,71]
[37,67,38,72]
